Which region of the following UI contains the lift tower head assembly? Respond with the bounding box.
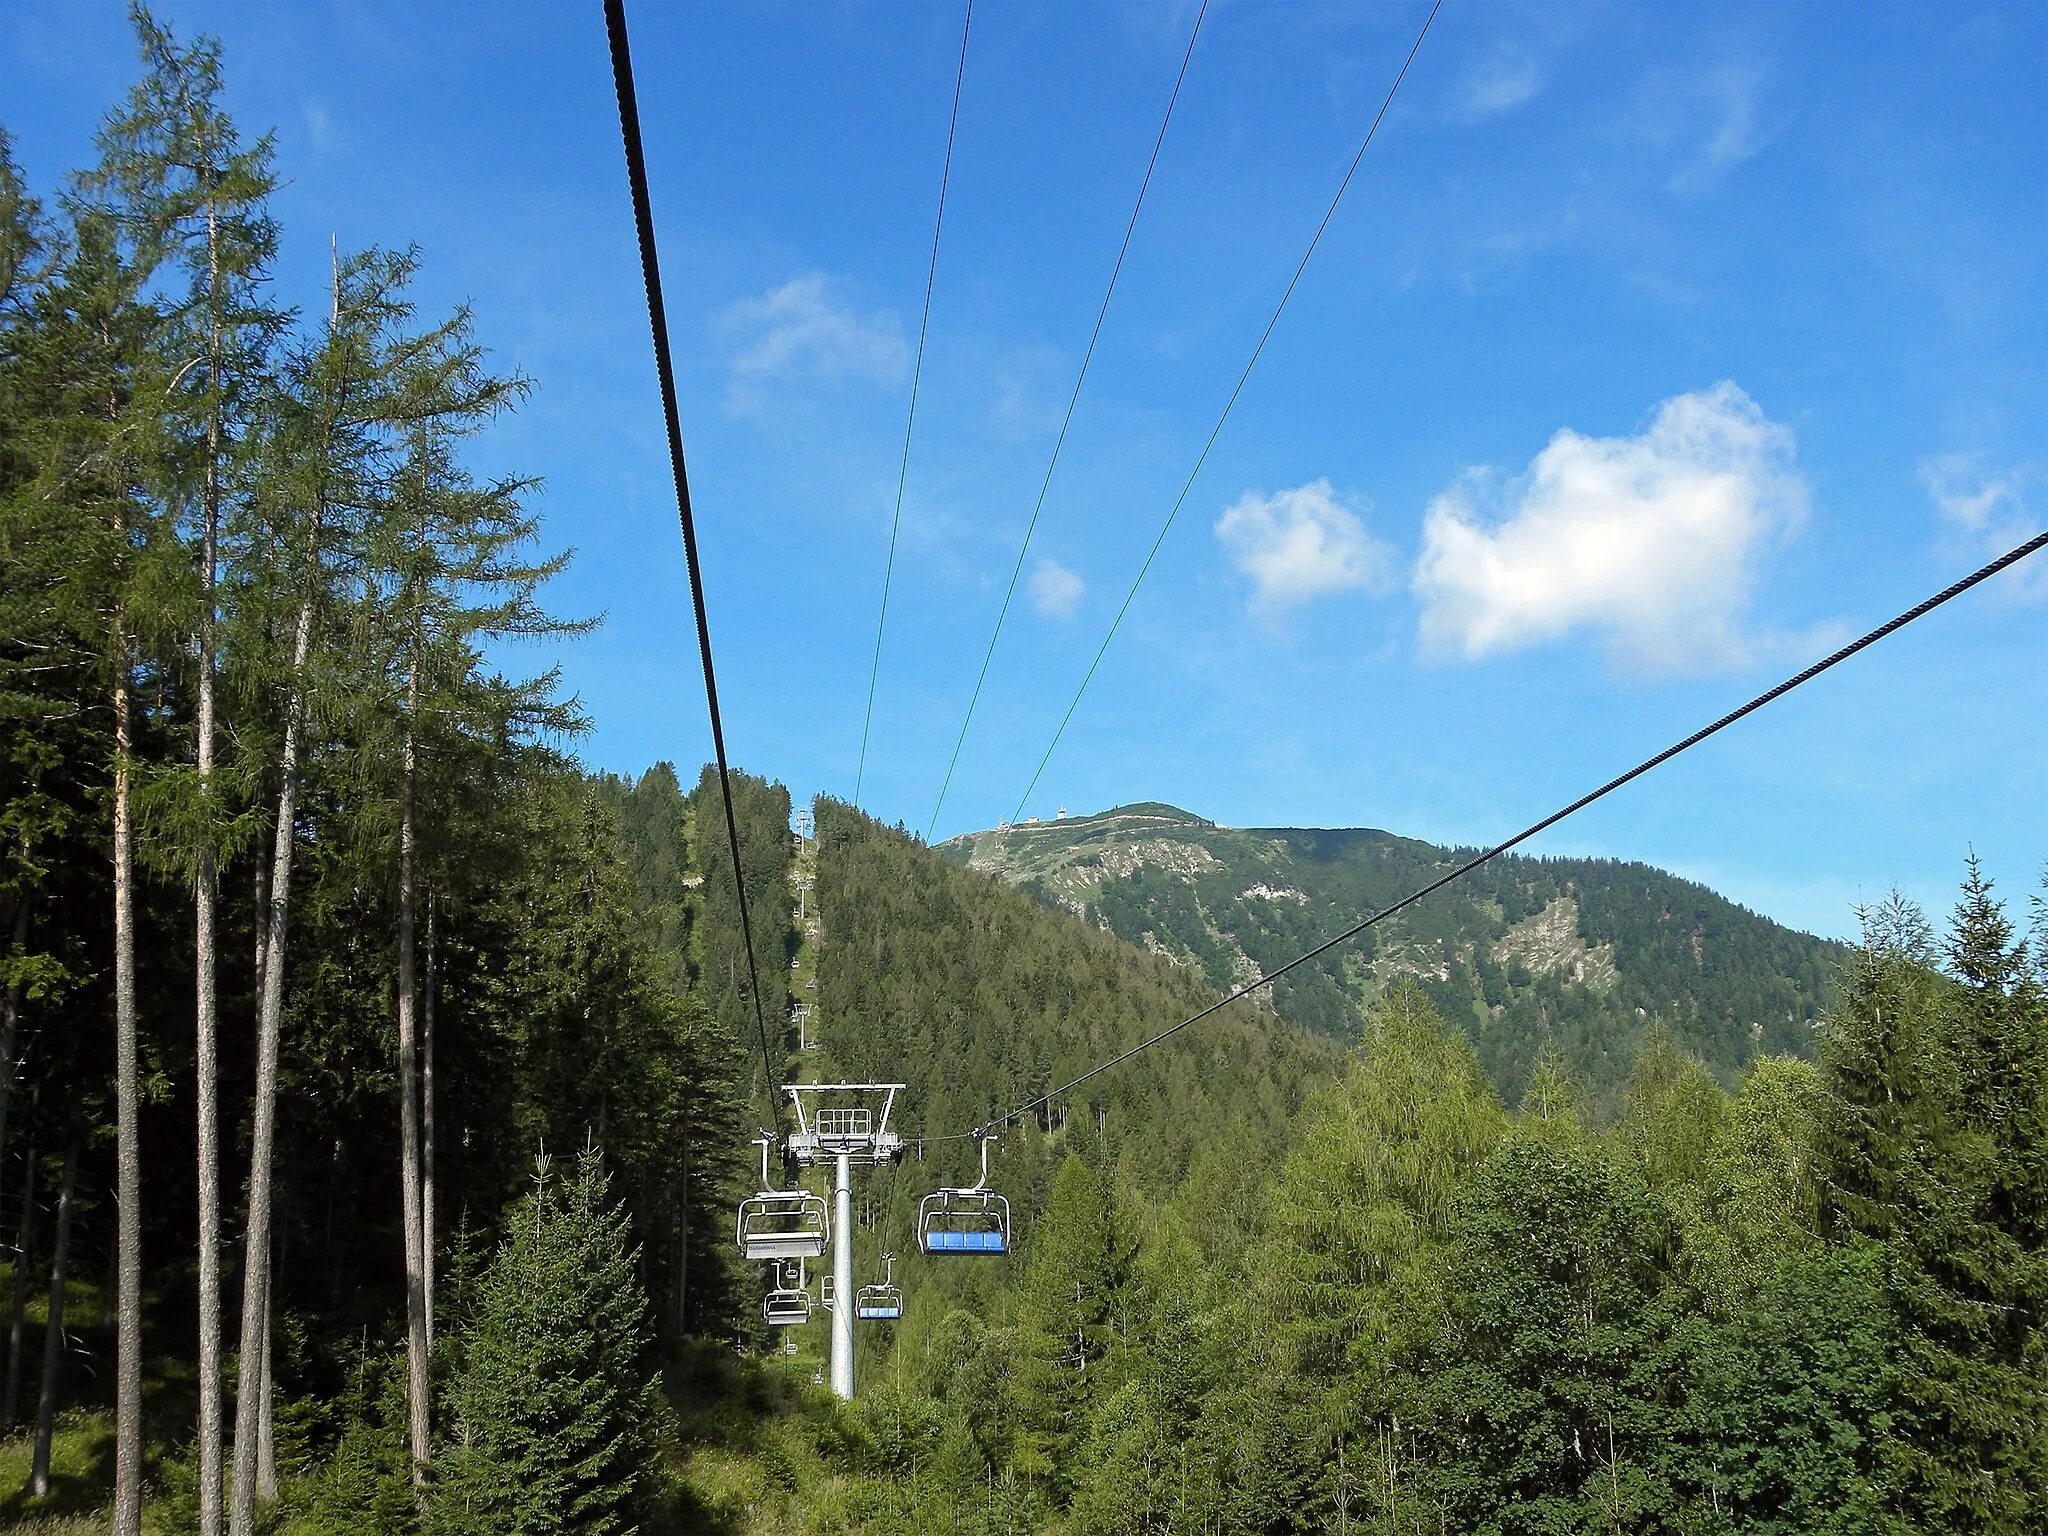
[782,1084,904,1400]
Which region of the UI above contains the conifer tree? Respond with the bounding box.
[434,1147,658,1536]
[87,12,280,1525]
[1820,872,2048,1530]
[229,245,424,1534]
[364,280,573,1488]
[25,144,184,1534]
[0,128,62,1269]
[1012,1152,1131,1496]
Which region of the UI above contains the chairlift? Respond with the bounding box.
[856,1253,903,1321]
[763,1257,812,1327]
[736,1133,828,1262]
[918,1131,1010,1255]
[820,1272,836,1312]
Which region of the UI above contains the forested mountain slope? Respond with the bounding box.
[16,17,2048,1534]
[664,800,2048,1536]
[808,798,1344,1256]
[942,803,1849,1108]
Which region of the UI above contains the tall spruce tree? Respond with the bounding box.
[1012,1153,1132,1497]
[1820,873,2048,1531]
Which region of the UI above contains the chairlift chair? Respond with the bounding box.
[820,1273,836,1312]
[918,1132,1011,1255]
[736,1133,828,1262]
[855,1253,903,1321]
[762,1258,812,1327]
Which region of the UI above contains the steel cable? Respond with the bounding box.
[856,0,975,809]
[606,0,785,1125]
[926,526,2048,1141]
[924,0,1212,842]
[1009,0,1443,826]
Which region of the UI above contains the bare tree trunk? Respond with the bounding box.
[113,660,144,1536]
[229,589,314,1536]
[674,1126,690,1335]
[422,896,437,1348]
[255,1293,276,1504]
[0,904,25,1212]
[254,833,268,987]
[4,1147,35,1426]
[397,653,430,1481]
[29,1124,78,1497]
[195,216,227,1536]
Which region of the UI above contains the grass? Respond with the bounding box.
[0,1408,115,1532]
[0,1263,197,1536]
[0,1290,875,1535]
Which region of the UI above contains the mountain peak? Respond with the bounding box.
[936,796,1844,1107]
[937,801,1212,847]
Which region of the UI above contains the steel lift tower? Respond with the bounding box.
[783,1083,903,1399]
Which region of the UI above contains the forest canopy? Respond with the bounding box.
[4,11,2047,1536]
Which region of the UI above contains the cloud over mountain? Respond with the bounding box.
[1215,479,1395,614]
[1414,382,1806,672]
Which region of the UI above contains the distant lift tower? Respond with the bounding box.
[784,1083,904,1400]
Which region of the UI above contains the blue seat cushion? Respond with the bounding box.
[925,1230,1006,1253]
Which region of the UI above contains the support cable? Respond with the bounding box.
[606,0,784,1125]
[1009,0,1441,825]
[928,526,2048,1141]
[855,0,975,808]
[924,0,1211,841]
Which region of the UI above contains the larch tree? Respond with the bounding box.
[28,142,184,1533]
[227,246,418,1536]
[87,11,281,1528]
[0,131,62,1282]
[364,300,576,1482]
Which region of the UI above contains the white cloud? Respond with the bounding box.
[1922,455,2043,600]
[1413,382,1807,672]
[1668,64,1767,192]
[719,275,905,410]
[1460,48,1543,118]
[1215,480,1395,613]
[303,102,337,152]
[1028,559,1085,620]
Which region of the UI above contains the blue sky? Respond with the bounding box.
[7,1,2045,940]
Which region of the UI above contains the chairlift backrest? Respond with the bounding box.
[737,1187,829,1261]
[918,1134,1011,1256]
[737,1133,828,1261]
[855,1289,902,1320]
[854,1251,903,1319]
[763,1254,811,1326]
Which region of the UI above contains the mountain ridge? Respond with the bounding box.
[939,800,1850,1109]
